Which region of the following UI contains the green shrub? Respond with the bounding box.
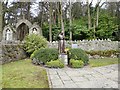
[30,48,59,64]
[86,50,119,57]
[68,49,89,65]
[46,59,64,68]
[23,34,47,55]
[70,59,84,68]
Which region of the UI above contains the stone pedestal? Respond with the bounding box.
[59,53,68,65]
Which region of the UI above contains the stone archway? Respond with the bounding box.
[2,25,14,41]
[16,19,32,41]
[29,23,42,35]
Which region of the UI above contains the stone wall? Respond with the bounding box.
[48,39,119,59]
[0,39,119,64]
[0,42,26,64]
[48,39,119,51]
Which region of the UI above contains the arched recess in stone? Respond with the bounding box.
[2,25,15,41]
[16,19,32,29]
[16,19,32,41]
[29,22,42,35]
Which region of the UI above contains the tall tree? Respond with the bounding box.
[2,0,8,27]
[93,0,101,38]
[96,0,100,27]
[0,1,2,41]
[26,2,31,21]
[56,2,61,27]
[60,2,65,36]
[69,0,72,40]
[87,0,91,30]
[49,2,52,42]
[116,1,120,40]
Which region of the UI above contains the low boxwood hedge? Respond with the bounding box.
[86,50,119,57]
[30,48,59,64]
[70,59,84,68]
[46,59,64,68]
[68,48,89,65]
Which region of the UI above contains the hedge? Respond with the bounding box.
[30,48,59,64]
[46,60,64,68]
[24,34,47,55]
[68,48,89,65]
[70,59,84,68]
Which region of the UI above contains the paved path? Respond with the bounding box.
[46,64,118,88]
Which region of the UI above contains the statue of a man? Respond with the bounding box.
[58,31,65,54]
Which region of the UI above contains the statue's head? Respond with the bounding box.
[33,28,37,31]
[6,29,10,32]
[61,31,64,35]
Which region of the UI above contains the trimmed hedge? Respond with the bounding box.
[86,50,119,57]
[30,48,59,64]
[70,59,84,68]
[68,48,89,65]
[46,60,64,68]
[24,34,47,55]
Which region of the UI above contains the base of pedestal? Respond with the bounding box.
[59,53,68,65]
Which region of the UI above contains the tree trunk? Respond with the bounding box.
[93,18,96,39]
[96,0,101,27]
[40,2,44,35]
[60,2,65,36]
[3,1,8,27]
[56,2,61,27]
[26,2,31,21]
[69,0,72,40]
[96,6,99,27]
[49,2,52,42]
[116,2,120,40]
[87,0,91,30]
[0,2,3,41]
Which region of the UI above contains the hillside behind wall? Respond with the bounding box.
[48,39,119,51]
[0,42,26,64]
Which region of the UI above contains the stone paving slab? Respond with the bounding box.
[46,64,118,88]
[60,75,71,81]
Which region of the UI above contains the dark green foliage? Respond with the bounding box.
[30,48,59,64]
[23,34,47,55]
[42,23,61,41]
[46,60,64,68]
[86,50,119,57]
[2,2,119,41]
[70,59,84,68]
[96,14,118,40]
[68,48,89,65]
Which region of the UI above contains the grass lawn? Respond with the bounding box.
[2,59,49,88]
[89,58,118,67]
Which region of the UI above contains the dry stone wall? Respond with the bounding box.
[48,39,119,59]
[48,39,119,51]
[0,42,26,64]
[0,39,119,64]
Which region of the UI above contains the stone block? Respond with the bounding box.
[59,54,68,65]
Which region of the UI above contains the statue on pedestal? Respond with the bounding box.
[58,31,65,54]
[58,31,68,65]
